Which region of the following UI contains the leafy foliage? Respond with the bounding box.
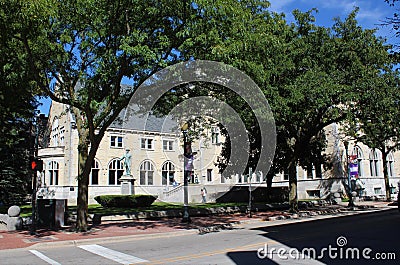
[0,0,46,205]
[94,195,157,208]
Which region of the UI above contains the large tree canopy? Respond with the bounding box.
[178,7,395,211]
[12,0,273,231]
[0,0,48,205]
[346,71,400,201]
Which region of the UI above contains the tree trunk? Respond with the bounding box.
[381,147,391,202]
[288,161,298,213]
[76,137,90,231]
[266,171,274,202]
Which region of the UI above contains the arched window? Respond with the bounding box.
[140,160,154,185]
[387,152,395,177]
[48,161,59,185]
[108,159,123,185]
[90,159,100,185]
[369,150,381,177]
[162,161,175,185]
[352,146,364,177]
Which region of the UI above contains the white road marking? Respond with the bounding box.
[78,244,148,264]
[29,250,62,265]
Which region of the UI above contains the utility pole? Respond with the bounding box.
[30,113,39,235]
[30,113,45,235]
[248,167,253,218]
[343,141,355,208]
[181,122,191,223]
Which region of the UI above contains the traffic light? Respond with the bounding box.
[31,158,43,172]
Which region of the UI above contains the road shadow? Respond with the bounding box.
[226,250,278,264]
[250,209,399,264]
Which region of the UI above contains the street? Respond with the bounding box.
[0,208,398,264]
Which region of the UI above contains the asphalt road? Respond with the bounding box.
[0,208,398,265]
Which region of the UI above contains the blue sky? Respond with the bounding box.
[268,0,396,41]
[36,0,398,115]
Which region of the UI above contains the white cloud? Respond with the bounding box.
[267,0,296,13]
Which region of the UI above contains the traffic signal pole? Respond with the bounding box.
[30,114,40,235]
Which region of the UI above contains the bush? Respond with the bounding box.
[94,195,157,208]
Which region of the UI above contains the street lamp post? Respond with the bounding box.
[343,141,355,207]
[248,167,253,218]
[181,122,191,223]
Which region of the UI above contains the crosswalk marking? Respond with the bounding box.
[29,250,62,265]
[78,244,148,264]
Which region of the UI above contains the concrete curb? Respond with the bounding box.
[27,229,198,250]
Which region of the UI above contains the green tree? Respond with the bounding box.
[185,7,393,212]
[346,72,400,201]
[278,9,393,211]
[13,0,269,231]
[0,0,46,205]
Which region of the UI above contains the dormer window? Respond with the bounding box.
[110,135,123,148]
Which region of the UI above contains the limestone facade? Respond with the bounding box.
[38,101,400,205]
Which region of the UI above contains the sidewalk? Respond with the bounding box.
[0,201,393,251]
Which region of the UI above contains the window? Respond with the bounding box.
[283,170,289,181]
[140,160,154,185]
[207,169,213,182]
[307,190,321,198]
[59,126,65,146]
[163,140,174,151]
[188,171,196,184]
[306,164,313,179]
[238,174,242,183]
[110,135,123,148]
[141,138,154,150]
[387,152,395,177]
[108,159,123,185]
[374,187,382,195]
[315,163,322,178]
[48,161,59,185]
[369,150,380,177]
[162,161,175,185]
[91,160,100,185]
[256,171,262,182]
[211,127,219,144]
[51,117,59,146]
[221,174,226,183]
[352,146,364,177]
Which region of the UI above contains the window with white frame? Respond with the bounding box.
[110,135,123,148]
[108,159,123,185]
[207,169,213,182]
[306,164,313,179]
[90,160,100,185]
[140,160,154,185]
[51,117,59,147]
[59,126,65,146]
[387,152,395,177]
[162,161,175,185]
[369,149,380,177]
[48,161,59,185]
[163,140,174,151]
[352,146,364,177]
[283,170,289,181]
[141,138,154,150]
[211,127,219,144]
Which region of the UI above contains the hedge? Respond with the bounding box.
[94,194,157,208]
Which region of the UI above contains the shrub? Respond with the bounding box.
[94,195,157,208]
